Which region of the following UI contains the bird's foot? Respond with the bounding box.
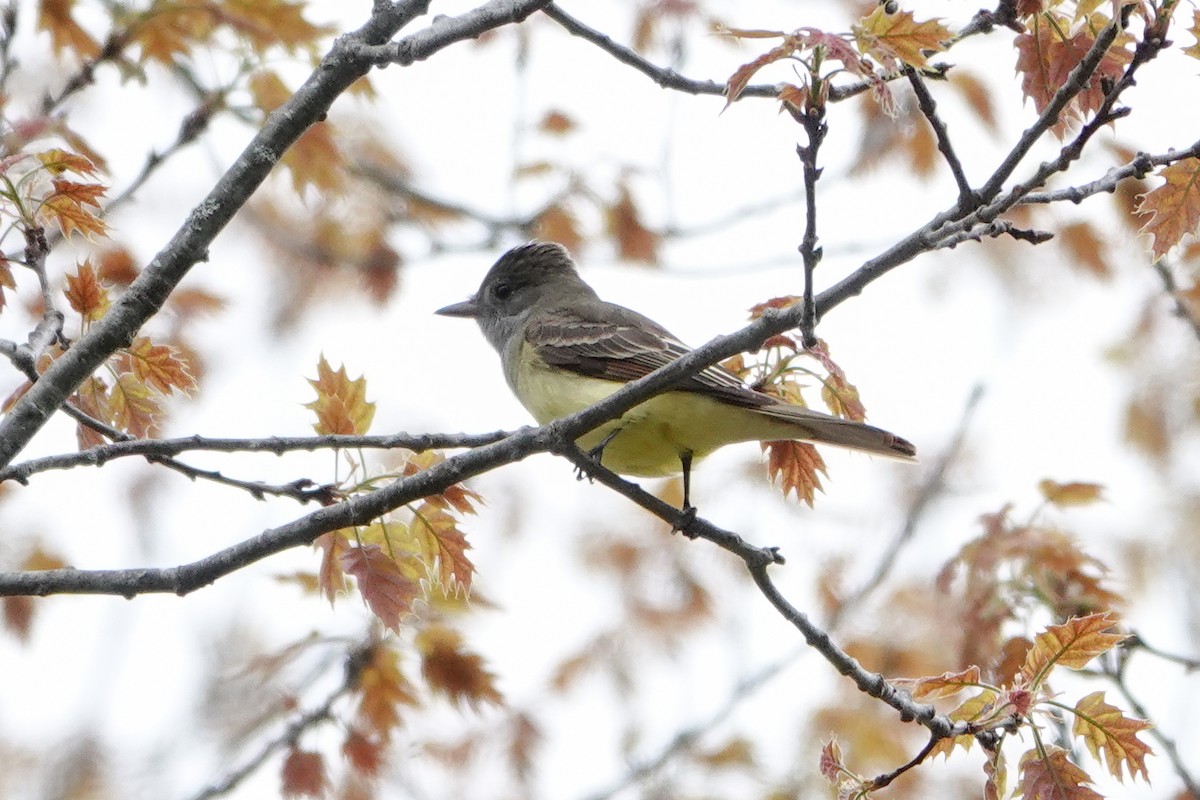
[671,504,698,536]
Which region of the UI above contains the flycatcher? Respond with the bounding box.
[436,242,915,508]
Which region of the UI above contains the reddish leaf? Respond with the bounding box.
[606,183,659,264]
[71,376,112,449]
[1016,745,1103,800]
[280,748,327,798]
[1136,157,1200,260]
[354,644,417,742]
[64,260,111,322]
[342,729,383,777]
[907,665,983,701]
[763,440,826,507]
[416,624,502,709]
[341,544,420,631]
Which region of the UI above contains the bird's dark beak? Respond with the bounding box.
[435,297,479,318]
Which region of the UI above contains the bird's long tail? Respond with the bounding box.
[756,403,917,461]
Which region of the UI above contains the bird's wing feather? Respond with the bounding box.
[525,302,771,406]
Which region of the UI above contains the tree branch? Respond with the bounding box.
[0,0,577,470]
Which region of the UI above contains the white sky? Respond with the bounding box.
[1,1,1197,798]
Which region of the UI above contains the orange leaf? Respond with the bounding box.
[853,6,951,69]
[1020,612,1126,687]
[724,35,801,107]
[929,688,1003,759]
[1184,9,1200,60]
[416,624,502,709]
[280,748,326,798]
[606,184,659,265]
[763,440,826,507]
[110,372,162,437]
[907,665,983,701]
[305,355,375,436]
[314,530,350,604]
[71,376,112,449]
[1136,157,1200,260]
[38,0,100,57]
[1072,691,1152,782]
[1016,745,1103,800]
[354,644,417,742]
[1059,222,1112,279]
[38,191,108,240]
[64,260,111,323]
[411,503,475,592]
[342,729,383,777]
[403,452,483,515]
[537,109,576,135]
[35,148,100,177]
[119,336,197,395]
[1038,479,1105,508]
[340,544,420,631]
[1013,15,1133,137]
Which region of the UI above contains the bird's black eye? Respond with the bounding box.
[493,282,513,301]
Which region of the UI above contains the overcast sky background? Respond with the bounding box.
[1,0,1197,797]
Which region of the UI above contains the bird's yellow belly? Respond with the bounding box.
[513,355,770,477]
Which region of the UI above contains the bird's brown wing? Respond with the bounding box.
[524,301,773,408]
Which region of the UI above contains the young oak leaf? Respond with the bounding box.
[1020,611,1126,688]
[71,376,112,449]
[764,440,826,507]
[314,530,351,603]
[340,543,421,631]
[928,688,1001,758]
[809,340,868,422]
[1014,15,1133,137]
[35,148,101,177]
[415,624,502,710]
[280,747,327,799]
[39,186,108,240]
[1136,157,1200,260]
[110,372,162,437]
[410,503,475,592]
[341,728,383,777]
[1016,745,1103,800]
[354,643,417,742]
[905,665,983,701]
[306,354,375,435]
[403,451,484,515]
[118,336,197,395]
[852,6,952,70]
[64,260,111,323]
[1185,9,1200,60]
[1038,479,1105,508]
[1072,691,1152,782]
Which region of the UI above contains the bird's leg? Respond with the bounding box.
[575,428,622,482]
[672,450,698,534]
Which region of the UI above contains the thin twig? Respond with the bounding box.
[1151,258,1200,344]
[539,2,897,106]
[792,86,827,348]
[905,67,978,210]
[188,640,370,800]
[0,430,509,485]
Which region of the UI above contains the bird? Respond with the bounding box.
[436,241,915,513]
